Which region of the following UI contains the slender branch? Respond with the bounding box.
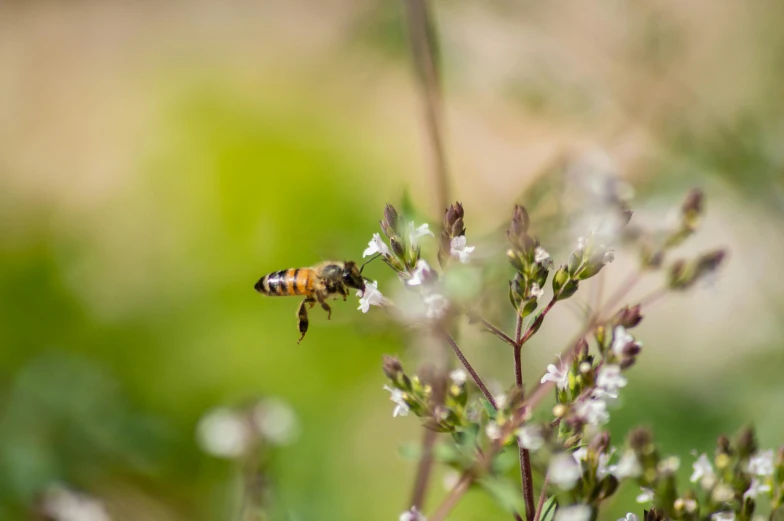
[520,298,558,346]
[636,286,669,308]
[601,269,642,317]
[442,330,497,409]
[514,313,535,521]
[533,475,551,521]
[477,316,519,349]
[429,473,473,521]
[410,370,446,509]
[402,0,450,215]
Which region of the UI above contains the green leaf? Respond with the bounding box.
[477,476,525,514]
[480,397,497,420]
[540,496,558,521]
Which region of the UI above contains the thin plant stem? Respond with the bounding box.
[514,313,535,521]
[429,473,473,521]
[410,369,446,509]
[601,269,642,317]
[477,316,519,349]
[442,330,497,409]
[636,286,669,308]
[533,475,551,521]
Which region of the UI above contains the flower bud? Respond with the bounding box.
[644,508,667,521]
[716,434,732,457]
[390,236,406,258]
[384,204,399,232]
[681,188,704,229]
[590,431,612,455]
[735,425,758,459]
[576,337,589,358]
[614,305,644,329]
[628,427,653,454]
[552,265,570,293]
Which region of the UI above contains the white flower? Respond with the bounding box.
[495,393,508,409]
[747,449,775,476]
[657,456,681,474]
[611,326,636,357]
[449,368,467,385]
[384,385,410,417]
[442,470,461,491]
[712,483,735,503]
[423,293,448,320]
[407,259,433,286]
[541,363,569,390]
[357,280,385,313]
[196,407,250,458]
[577,237,587,250]
[617,514,638,521]
[613,451,642,479]
[363,233,391,258]
[486,421,502,441]
[450,236,475,264]
[743,478,771,500]
[690,453,715,483]
[252,398,300,446]
[41,486,112,521]
[711,512,735,521]
[534,246,553,267]
[572,447,588,466]
[517,425,544,451]
[574,397,609,426]
[603,249,615,264]
[596,449,616,479]
[636,487,655,503]
[408,222,434,248]
[400,506,427,521]
[549,452,582,490]
[555,505,592,521]
[596,365,627,399]
[529,282,544,300]
[675,498,698,513]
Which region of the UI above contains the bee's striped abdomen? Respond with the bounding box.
[255,268,314,296]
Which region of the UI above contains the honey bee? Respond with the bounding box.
[254,260,369,343]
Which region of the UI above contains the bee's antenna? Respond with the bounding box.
[359,253,382,274]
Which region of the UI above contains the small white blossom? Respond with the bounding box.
[485,421,502,441]
[555,505,592,521]
[384,385,410,417]
[442,470,461,491]
[690,453,715,483]
[252,398,300,446]
[574,397,609,426]
[747,449,775,476]
[400,506,427,521]
[613,451,642,479]
[423,293,448,320]
[517,425,544,451]
[603,249,615,264]
[363,233,391,258]
[196,407,250,458]
[596,365,627,399]
[408,222,434,248]
[743,478,771,500]
[596,449,616,479]
[407,260,433,286]
[541,363,569,390]
[449,368,467,385]
[495,393,508,409]
[711,512,735,521]
[357,280,385,313]
[617,514,638,521]
[577,237,587,250]
[611,326,636,357]
[534,246,553,267]
[636,487,655,503]
[657,456,681,474]
[675,498,698,513]
[712,483,735,503]
[449,236,475,264]
[572,447,588,466]
[549,452,582,490]
[529,282,544,300]
[41,486,112,521]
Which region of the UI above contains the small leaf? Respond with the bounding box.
[540,496,558,521]
[480,397,497,420]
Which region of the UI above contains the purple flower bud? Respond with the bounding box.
[615,305,644,329]
[384,204,399,232]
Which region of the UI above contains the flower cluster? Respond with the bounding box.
[507,204,553,318]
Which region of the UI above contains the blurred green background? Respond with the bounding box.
[1,1,783,520]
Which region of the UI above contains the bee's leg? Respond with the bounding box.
[339,284,349,302]
[316,291,332,320]
[296,297,315,343]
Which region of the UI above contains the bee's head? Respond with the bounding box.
[342,261,366,291]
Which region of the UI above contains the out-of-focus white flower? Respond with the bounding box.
[636,487,655,503]
[577,237,587,250]
[495,393,508,409]
[574,397,609,426]
[613,451,642,479]
[363,233,391,258]
[423,293,448,320]
[450,236,475,264]
[690,453,715,484]
[555,505,592,521]
[534,246,553,267]
[674,498,698,513]
[449,368,467,385]
[442,470,461,491]
[617,514,638,521]
[529,282,544,300]
[357,281,385,313]
[41,486,111,521]
[747,450,775,476]
[657,456,681,474]
[400,506,427,521]
[197,407,250,458]
[485,421,502,441]
[252,398,300,446]
[596,364,627,399]
[549,453,582,490]
[408,222,434,248]
[384,385,410,417]
[541,363,569,390]
[407,260,433,286]
[517,425,544,451]
[712,483,735,503]
[711,512,735,521]
[611,326,637,358]
[596,449,616,479]
[743,478,771,500]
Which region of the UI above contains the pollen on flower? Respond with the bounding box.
[449,235,476,264]
[383,385,410,417]
[357,280,385,313]
[363,233,391,258]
